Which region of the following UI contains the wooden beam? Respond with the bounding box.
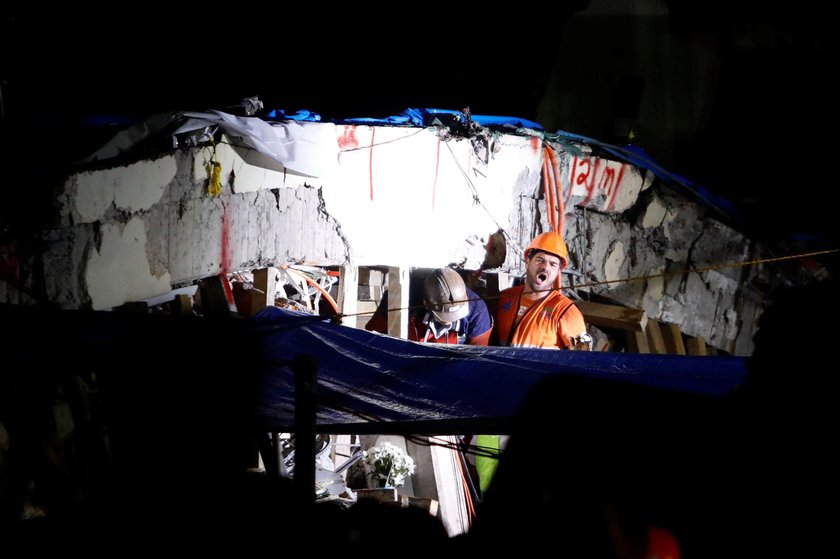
[252,267,279,314]
[576,300,647,332]
[336,265,359,328]
[661,323,686,355]
[686,336,707,356]
[356,488,398,503]
[429,435,470,536]
[354,301,378,330]
[387,266,409,340]
[231,282,257,317]
[645,319,667,354]
[625,330,650,353]
[172,293,193,316]
[198,275,231,317]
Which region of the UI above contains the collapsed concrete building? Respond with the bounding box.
[1,106,831,543]
[0,108,814,355]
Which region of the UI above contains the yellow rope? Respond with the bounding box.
[335,248,837,320]
[567,248,838,292]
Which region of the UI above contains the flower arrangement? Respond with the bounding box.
[365,441,416,488]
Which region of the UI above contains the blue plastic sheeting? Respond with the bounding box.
[414,108,544,130]
[329,107,544,130]
[338,113,420,126]
[470,114,543,130]
[251,307,746,431]
[550,129,743,225]
[264,109,322,122]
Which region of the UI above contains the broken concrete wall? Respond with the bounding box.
[505,142,803,355]
[42,146,350,310]
[561,188,767,354]
[1,118,807,354]
[12,125,559,310]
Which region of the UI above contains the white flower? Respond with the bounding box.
[364,441,416,487]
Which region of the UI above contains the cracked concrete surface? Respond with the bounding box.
[1,125,810,354]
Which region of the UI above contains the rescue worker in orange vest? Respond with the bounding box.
[493,231,591,350]
[365,267,493,345]
[477,232,592,497]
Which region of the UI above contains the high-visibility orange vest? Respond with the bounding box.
[494,286,586,349]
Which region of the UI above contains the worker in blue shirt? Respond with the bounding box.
[365,267,493,345]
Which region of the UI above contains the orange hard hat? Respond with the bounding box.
[524,231,568,269]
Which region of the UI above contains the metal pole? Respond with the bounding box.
[292,354,318,503]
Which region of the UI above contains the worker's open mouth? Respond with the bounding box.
[537,272,547,282]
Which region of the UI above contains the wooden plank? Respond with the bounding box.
[198,275,231,317]
[231,282,256,317]
[366,268,385,305]
[402,496,439,517]
[429,435,470,536]
[576,300,647,332]
[355,300,378,330]
[387,266,409,340]
[645,319,667,354]
[355,488,398,503]
[172,293,193,316]
[625,330,650,353]
[336,265,359,328]
[686,336,707,356]
[661,323,686,355]
[252,267,279,314]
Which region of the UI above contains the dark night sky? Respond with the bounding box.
[1,5,835,247]
[2,13,560,120]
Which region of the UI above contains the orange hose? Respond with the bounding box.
[285,267,340,314]
[453,441,476,526]
[546,146,565,233]
[541,148,557,232]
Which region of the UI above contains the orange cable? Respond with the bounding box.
[452,439,476,525]
[546,145,565,233]
[285,267,340,314]
[542,147,557,231]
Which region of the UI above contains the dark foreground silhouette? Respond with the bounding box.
[3,277,835,556]
[464,277,837,557]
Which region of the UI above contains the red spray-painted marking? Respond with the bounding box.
[606,164,626,210]
[570,156,628,209]
[337,125,359,150]
[220,204,233,305]
[583,158,602,205]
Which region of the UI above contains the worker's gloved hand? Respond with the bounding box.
[569,332,593,351]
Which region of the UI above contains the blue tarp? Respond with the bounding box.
[251,307,746,432]
[0,303,748,435]
[267,107,545,130]
[548,129,744,225]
